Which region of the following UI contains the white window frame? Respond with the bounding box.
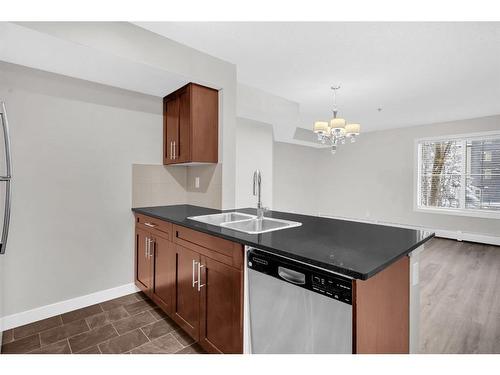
[414,130,500,220]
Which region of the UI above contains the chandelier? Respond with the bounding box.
[313,85,361,154]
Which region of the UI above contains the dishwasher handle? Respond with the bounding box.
[278,266,306,285]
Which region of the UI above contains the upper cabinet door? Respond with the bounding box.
[163,83,218,165]
[176,86,191,163]
[190,84,218,163]
[163,96,179,165]
[199,255,243,354]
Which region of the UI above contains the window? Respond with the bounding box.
[416,132,500,218]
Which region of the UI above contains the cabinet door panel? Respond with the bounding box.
[191,84,218,162]
[177,87,191,163]
[199,256,243,353]
[152,235,175,314]
[164,97,179,164]
[173,245,200,341]
[135,227,152,294]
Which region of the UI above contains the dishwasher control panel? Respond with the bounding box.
[247,248,352,305]
[311,274,352,304]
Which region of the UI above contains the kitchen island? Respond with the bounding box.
[132,204,434,354]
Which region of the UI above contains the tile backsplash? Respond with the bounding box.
[132,164,222,209]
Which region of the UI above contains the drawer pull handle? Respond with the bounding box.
[144,222,156,228]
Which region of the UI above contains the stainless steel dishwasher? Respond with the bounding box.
[246,247,353,354]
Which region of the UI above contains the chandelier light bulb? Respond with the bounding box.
[345,123,361,136]
[330,118,346,131]
[313,121,329,134]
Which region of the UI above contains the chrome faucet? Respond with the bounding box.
[253,170,267,219]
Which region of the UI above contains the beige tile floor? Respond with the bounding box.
[1,292,206,354]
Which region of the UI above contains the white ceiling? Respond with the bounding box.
[0,23,188,99]
[135,22,500,132]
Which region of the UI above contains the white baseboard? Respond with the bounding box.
[0,283,140,331]
[318,213,500,247]
[432,229,500,246]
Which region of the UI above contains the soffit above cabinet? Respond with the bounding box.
[0,22,190,97]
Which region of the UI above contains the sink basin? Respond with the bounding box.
[187,212,255,226]
[220,217,302,234]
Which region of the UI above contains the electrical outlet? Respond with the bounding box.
[195,177,200,189]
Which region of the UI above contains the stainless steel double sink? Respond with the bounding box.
[187,212,302,234]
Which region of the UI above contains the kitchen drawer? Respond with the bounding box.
[135,214,172,240]
[173,224,244,270]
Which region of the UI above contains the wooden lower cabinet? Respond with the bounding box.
[134,216,244,354]
[199,255,243,354]
[135,227,153,295]
[172,245,201,341]
[151,234,175,314]
[353,256,410,354]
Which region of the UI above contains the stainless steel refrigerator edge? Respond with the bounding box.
[0,101,13,349]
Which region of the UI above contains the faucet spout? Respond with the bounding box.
[253,170,266,219]
[253,170,262,207]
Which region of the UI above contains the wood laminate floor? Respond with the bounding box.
[420,238,500,354]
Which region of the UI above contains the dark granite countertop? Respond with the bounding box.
[132,204,434,280]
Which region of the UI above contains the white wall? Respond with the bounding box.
[237,83,317,148]
[273,142,322,216]
[10,22,238,209]
[0,21,240,319]
[273,115,500,237]
[0,62,163,316]
[235,118,274,209]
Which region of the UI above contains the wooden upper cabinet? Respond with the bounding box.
[163,83,218,165]
[164,96,179,164]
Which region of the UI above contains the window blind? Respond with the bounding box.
[417,134,500,214]
[465,138,500,211]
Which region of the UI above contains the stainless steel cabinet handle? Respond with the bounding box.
[145,237,148,258]
[278,266,306,285]
[173,141,176,160]
[144,222,156,228]
[197,263,205,291]
[170,141,173,159]
[148,238,154,258]
[0,102,12,255]
[192,259,198,287]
